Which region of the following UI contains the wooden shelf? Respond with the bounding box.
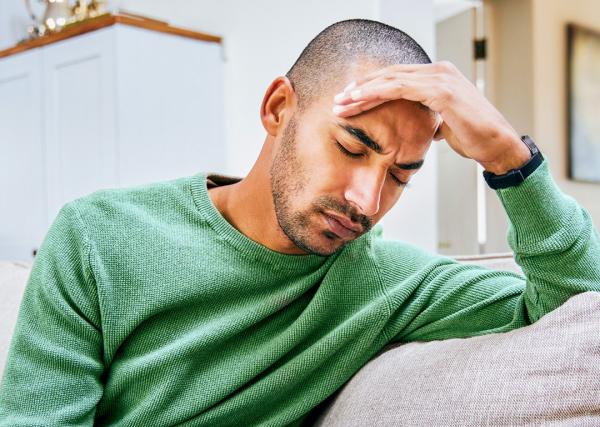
[0,13,222,59]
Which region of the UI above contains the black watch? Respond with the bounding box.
[482,135,544,189]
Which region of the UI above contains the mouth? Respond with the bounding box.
[322,211,362,239]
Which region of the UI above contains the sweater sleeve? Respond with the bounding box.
[0,201,104,425]
[378,158,600,343]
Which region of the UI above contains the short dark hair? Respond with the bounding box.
[286,19,431,111]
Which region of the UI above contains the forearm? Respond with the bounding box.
[496,157,600,322]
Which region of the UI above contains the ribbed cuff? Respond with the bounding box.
[495,158,580,254]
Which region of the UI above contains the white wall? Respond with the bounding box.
[531,0,600,222]
[0,1,31,49]
[485,0,600,242]
[484,0,534,253]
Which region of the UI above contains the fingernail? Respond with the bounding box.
[332,105,345,115]
[333,92,346,103]
[350,89,362,100]
[344,81,357,92]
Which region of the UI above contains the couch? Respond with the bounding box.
[311,253,600,426]
[2,255,599,426]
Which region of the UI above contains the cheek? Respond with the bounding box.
[294,132,341,182]
[378,189,403,219]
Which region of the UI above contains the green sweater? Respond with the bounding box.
[1,158,599,426]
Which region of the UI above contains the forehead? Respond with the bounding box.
[308,94,437,155]
[296,58,438,152]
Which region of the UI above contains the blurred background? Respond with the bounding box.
[1,0,599,261]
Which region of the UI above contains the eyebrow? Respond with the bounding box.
[337,122,425,170]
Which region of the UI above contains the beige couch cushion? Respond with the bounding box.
[313,290,600,426]
[453,252,523,275]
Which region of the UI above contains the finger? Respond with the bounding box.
[351,81,412,104]
[334,77,392,104]
[349,79,438,110]
[435,121,452,142]
[332,99,387,118]
[335,73,426,105]
[344,63,440,90]
[433,115,444,140]
[334,80,440,118]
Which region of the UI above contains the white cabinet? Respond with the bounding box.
[42,27,119,230]
[0,22,225,261]
[0,51,46,261]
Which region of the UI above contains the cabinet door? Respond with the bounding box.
[0,50,46,261]
[115,25,226,187]
[42,27,118,224]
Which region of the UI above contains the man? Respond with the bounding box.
[1,19,599,426]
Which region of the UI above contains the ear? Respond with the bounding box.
[260,76,297,136]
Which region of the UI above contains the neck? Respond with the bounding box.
[208,138,307,255]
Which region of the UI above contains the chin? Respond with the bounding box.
[290,232,344,256]
[281,210,357,256]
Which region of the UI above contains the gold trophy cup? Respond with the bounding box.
[24,0,108,38]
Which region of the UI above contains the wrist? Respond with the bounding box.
[481,135,532,175]
[482,135,544,190]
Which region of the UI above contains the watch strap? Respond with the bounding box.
[482,135,544,190]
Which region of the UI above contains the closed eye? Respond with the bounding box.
[334,140,411,188]
[390,174,410,187]
[335,141,364,158]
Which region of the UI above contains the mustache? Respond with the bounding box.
[315,196,372,232]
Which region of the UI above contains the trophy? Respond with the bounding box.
[24,0,109,38]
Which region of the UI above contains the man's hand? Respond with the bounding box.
[332,61,531,175]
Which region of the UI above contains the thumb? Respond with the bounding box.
[436,121,469,158]
[434,120,452,141]
[433,115,444,141]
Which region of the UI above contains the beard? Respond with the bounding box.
[269,114,371,256]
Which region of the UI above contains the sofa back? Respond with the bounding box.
[312,288,600,426]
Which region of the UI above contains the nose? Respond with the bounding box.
[344,167,386,218]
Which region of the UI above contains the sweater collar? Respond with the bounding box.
[191,171,340,272]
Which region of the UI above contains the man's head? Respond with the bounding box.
[262,19,439,256]
[286,19,432,112]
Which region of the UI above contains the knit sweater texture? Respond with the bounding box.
[1,158,599,426]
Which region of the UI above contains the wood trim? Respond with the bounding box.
[114,15,222,43]
[0,13,222,59]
